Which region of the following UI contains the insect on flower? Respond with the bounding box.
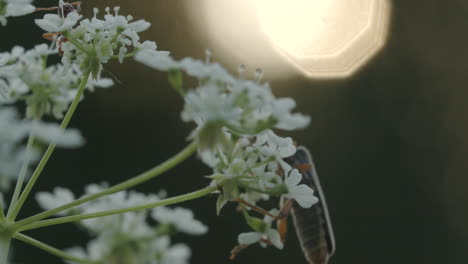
[34,1,82,55]
[230,146,335,263]
[281,146,336,264]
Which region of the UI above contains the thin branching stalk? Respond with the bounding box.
[9,70,92,221]
[11,142,198,230]
[19,186,217,231]
[7,134,35,219]
[13,233,99,264]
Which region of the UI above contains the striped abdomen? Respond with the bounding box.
[284,147,335,264]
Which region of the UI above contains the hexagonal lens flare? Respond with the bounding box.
[250,0,391,78]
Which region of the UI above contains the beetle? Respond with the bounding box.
[282,146,336,264]
[230,146,336,263]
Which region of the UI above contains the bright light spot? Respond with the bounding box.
[250,0,391,78]
[184,0,391,79]
[251,0,369,57]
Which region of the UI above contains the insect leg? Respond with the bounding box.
[42,33,60,41]
[234,198,280,219]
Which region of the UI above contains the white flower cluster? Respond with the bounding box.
[0,0,35,26]
[35,3,154,78]
[135,50,316,250]
[0,107,83,191]
[135,51,310,140]
[208,130,318,210]
[0,44,112,119]
[36,184,207,264]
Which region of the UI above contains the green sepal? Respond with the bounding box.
[267,183,288,196]
[168,69,184,96]
[155,223,177,236]
[90,56,102,80]
[222,179,238,200]
[246,216,267,233]
[216,194,228,215]
[197,121,230,152]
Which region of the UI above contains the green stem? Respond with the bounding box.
[18,186,216,231]
[13,233,99,264]
[62,32,91,55]
[243,156,275,174]
[0,202,5,221]
[7,134,35,220]
[9,70,91,221]
[12,142,198,230]
[0,234,11,264]
[110,29,124,44]
[110,49,138,60]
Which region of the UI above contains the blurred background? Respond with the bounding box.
[2,0,468,263]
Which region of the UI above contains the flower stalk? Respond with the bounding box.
[9,69,92,221]
[11,142,198,230]
[19,186,216,231]
[7,134,35,220]
[13,233,98,264]
[0,233,12,264]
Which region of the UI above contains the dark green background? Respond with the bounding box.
[2,0,468,263]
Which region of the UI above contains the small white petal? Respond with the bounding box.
[35,187,76,215]
[238,232,262,245]
[290,185,318,208]
[35,14,62,32]
[267,229,284,249]
[31,123,84,148]
[128,19,150,32]
[135,49,178,71]
[92,78,114,88]
[285,169,302,187]
[6,3,35,17]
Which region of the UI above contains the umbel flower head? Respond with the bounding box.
[136,48,316,252]
[35,3,154,79]
[0,44,113,119]
[135,50,310,152]
[36,184,206,264]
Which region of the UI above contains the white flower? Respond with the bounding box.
[152,237,191,264]
[137,50,310,149]
[251,130,296,172]
[0,107,82,190]
[79,186,159,234]
[181,82,241,126]
[0,44,112,118]
[35,187,76,215]
[35,12,82,32]
[31,122,84,148]
[284,169,318,208]
[237,210,283,249]
[179,58,235,83]
[225,158,248,179]
[273,97,311,130]
[135,49,178,71]
[61,185,201,264]
[152,207,208,235]
[0,0,35,26]
[0,108,32,190]
[34,5,153,76]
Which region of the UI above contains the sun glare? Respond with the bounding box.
[188,0,391,79]
[250,0,391,77]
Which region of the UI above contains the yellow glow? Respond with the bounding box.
[251,0,370,57]
[184,0,391,79]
